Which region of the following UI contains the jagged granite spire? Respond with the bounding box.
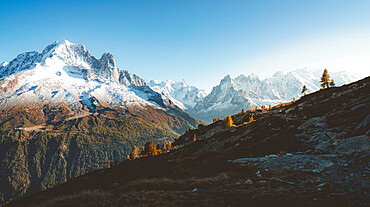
[0,40,181,111]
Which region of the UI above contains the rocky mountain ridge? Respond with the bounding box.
[0,40,172,113]
[154,68,359,123]
[148,79,207,110]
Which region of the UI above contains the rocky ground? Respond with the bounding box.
[7,77,369,207]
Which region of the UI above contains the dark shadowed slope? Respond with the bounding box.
[8,77,369,207]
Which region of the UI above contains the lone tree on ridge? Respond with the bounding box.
[302,85,307,95]
[320,68,331,88]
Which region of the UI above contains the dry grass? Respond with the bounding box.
[23,173,231,207]
[26,190,113,207]
[124,172,229,191]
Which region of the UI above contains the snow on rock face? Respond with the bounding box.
[98,53,119,82]
[148,79,207,110]
[0,40,174,112]
[0,51,40,80]
[119,70,146,87]
[1,61,9,67]
[189,68,359,123]
[189,74,257,122]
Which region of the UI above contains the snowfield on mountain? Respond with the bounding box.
[0,40,174,112]
[187,69,359,122]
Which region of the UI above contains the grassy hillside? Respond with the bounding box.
[0,105,202,205]
[7,77,369,207]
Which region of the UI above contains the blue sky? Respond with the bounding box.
[1,0,369,91]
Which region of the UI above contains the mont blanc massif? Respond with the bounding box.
[0,41,368,206]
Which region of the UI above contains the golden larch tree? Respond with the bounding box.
[225,115,233,127]
[128,145,139,159]
[249,115,254,123]
[167,140,172,149]
[144,141,157,156]
[320,68,330,88]
[162,142,167,151]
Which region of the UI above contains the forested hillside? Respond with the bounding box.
[0,105,201,205]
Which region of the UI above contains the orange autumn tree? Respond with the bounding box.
[145,141,157,156]
[225,115,233,127]
[139,141,157,156]
[128,145,139,160]
[139,146,145,155]
[249,115,254,123]
[167,140,172,149]
[320,68,331,88]
[162,142,167,151]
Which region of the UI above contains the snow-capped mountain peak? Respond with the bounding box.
[248,73,259,79]
[0,40,176,113]
[189,68,360,123]
[1,61,8,67]
[220,74,237,91]
[148,79,207,110]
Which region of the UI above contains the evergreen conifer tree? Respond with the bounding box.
[302,85,307,95]
[320,68,330,88]
[330,79,335,87]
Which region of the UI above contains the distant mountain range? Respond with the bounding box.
[148,79,207,110]
[149,69,359,123]
[0,40,359,125]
